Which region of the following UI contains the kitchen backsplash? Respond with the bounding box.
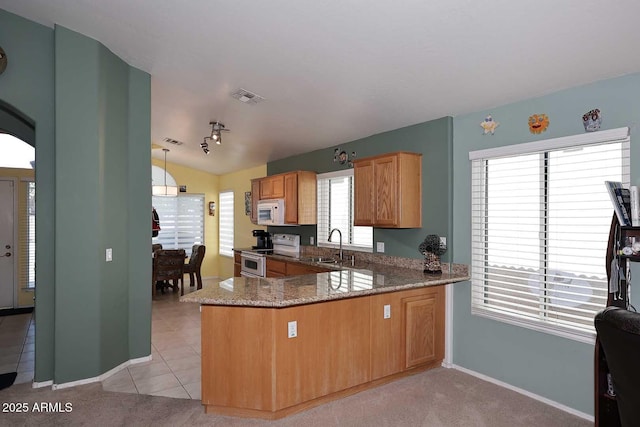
[300,245,468,276]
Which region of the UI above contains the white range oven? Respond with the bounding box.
[239,234,300,278]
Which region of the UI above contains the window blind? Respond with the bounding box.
[18,181,35,289]
[317,170,372,251]
[152,194,204,251]
[219,191,234,257]
[470,128,630,342]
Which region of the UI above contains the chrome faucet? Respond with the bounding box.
[328,228,343,261]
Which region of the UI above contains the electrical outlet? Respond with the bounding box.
[383,304,391,319]
[288,321,297,338]
[310,236,315,245]
[105,248,113,262]
[440,236,446,246]
[376,242,385,253]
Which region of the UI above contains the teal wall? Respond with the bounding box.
[0,9,56,383]
[0,9,151,384]
[54,26,152,383]
[268,117,453,261]
[452,73,640,415]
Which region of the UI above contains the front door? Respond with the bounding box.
[0,179,15,309]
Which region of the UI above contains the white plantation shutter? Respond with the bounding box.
[152,194,204,251]
[219,191,234,257]
[317,170,372,251]
[470,127,630,342]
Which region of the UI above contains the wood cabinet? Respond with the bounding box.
[370,292,403,380]
[200,285,445,419]
[267,258,332,277]
[266,258,287,278]
[233,251,242,277]
[402,289,444,369]
[254,171,317,225]
[259,175,285,199]
[353,152,422,228]
[250,179,260,224]
[369,286,444,380]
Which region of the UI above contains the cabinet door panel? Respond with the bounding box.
[284,173,298,224]
[250,179,260,224]
[402,288,444,369]
[260,175,285,199]
[354,160,374,226]
[374,155,398,226]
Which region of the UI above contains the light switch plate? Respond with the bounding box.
[310,236,315,245]
[383,304,391,319]
[106,248,113,262]
[376,242,385,253]
[440,237,446,246]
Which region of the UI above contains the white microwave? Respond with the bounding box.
[257,199,286,225]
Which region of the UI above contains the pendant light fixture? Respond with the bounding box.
[152,148,178,196]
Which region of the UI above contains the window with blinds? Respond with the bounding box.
[152,194,204,251]
[469,127,630,342]
[19,181,36,289]
[317,170,372,251]
[219,191,234,257]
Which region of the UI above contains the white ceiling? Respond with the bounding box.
[3,0,640,175]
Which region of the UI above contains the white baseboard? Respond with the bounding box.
[450,364,593,422]
[32,380,53,389]
[51,354,152,390]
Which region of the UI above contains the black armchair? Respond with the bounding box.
[184,244,206,290]
[595,307,640,427]
[152,249,186,297]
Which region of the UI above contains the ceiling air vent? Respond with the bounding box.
[163,137,184,145]
[231,88,265,105]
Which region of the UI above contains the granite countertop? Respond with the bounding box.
[180,259,469,308]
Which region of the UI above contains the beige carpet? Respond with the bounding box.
[0,367,590,426]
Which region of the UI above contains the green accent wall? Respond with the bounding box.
[268,117,453,261]
[1,8,151,384]
[452,72,640,415]
[54,26,151,383]
[0,9,56,383]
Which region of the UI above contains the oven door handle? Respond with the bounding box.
[241,252,264,261]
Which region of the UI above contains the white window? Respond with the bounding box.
[470,127,630,342]
[317,170,373,251]
[219,191,234,257]
[152,194,204,251]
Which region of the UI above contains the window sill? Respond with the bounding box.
[471,307,596,345]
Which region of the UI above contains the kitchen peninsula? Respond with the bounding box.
[181,260,469,419]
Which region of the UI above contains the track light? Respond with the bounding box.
[203,121,229,153]
[200,139,210,155]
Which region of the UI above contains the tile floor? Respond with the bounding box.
[0,277,215,400]
[0,311,35,385]
[100,278,215,399]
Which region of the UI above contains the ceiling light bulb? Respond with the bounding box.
[215,137,221,145]
[212,133,219,141]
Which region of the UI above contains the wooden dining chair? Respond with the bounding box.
[184,244,206,290]
[152,249,186,297]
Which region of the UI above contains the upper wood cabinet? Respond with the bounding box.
[254,171,317,225]
[250,179,260,224]
[260,175,285,199]
[353,152,422,228]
